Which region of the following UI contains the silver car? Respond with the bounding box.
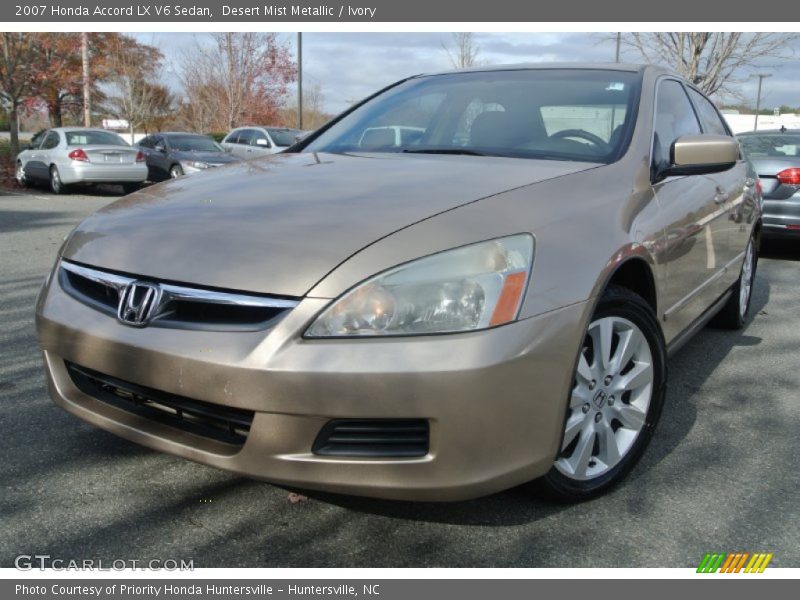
[738,128,800,239]
[221,126,303,158]
[15,127,148,194]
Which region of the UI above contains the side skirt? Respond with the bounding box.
[666,289,732,358]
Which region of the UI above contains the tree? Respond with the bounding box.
[443,32,482,69]
[620,33,799,98]
[179,33,296,132]
[103,35,165,142]
[0,33,43,157]
[35,33,83,128]
[279,83,331,130]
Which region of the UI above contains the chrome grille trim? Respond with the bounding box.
[60,260,299,310]
[59,259,299,331]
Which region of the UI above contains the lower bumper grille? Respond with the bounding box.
[312,419,430,458]
[66,362,254,446]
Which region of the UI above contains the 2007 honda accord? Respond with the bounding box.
[36,64,761,501]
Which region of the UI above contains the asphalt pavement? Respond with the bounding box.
[1,187,798,568]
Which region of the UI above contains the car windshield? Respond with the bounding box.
[739,134,800,158]
[302,69,641,163]
[65,131,129,146]
[167,135,223,152]
[267,128,301,146]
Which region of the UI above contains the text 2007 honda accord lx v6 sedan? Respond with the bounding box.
[36,64,761,501]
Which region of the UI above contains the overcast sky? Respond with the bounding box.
[135,32,800,116]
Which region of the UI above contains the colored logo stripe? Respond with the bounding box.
[697,552,773,573]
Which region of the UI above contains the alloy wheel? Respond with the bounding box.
[50,167,62,194]
[555,316,654,481]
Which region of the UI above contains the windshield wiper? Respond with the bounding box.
[401,148,490,157]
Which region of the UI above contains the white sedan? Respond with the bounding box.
[16,127,148,194]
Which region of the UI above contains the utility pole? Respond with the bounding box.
[297,32,303,130]
[753,73,772,132]
[81,32,91,127]
[615,32,621,62]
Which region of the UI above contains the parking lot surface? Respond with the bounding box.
[1,188,798,568]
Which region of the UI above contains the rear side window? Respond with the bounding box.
[139,136,153,148]
[653,80,701,170]
[42,131,60,150]
[687,88,729,136]
[236,129,255,145]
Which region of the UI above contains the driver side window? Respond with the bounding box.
[653,80,702,172]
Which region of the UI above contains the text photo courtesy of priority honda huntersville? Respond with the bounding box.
[35,64,761,502]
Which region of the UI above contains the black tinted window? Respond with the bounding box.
[688,88,729,136]
[267,128,300,146]
[42,132,60,149]
[653,80,701,170]
[739,134,800,158]
[139,136,153,148]
[236,129,255,145]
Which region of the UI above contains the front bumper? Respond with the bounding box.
[36,268,588,501]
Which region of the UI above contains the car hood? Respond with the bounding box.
[171,150,240,164]
[62,152,597,297]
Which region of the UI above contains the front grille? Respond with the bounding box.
[66,362,254,446]
[312,419,430,458]
[59,260,298,332]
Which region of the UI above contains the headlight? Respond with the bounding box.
[306,234,534,337]
[182,160,209,169]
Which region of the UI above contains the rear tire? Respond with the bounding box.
[710,237,757,330]
[536,286,667,502]
[49,166,65,194]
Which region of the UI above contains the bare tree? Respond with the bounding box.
[443,32,482,69]
[279,83,330,130]
[0,33,42,156]
[104,36,164,142]
[620,33,798,98]
[179,33,296,132]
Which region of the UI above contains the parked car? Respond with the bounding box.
[221,126,304,158]
[36,64,761,502]
[15,127,147,194]
[737,128,800,239]
[138,132,241,180]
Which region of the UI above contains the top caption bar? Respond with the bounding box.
[4,0,800,22]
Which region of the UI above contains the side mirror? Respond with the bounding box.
[659,135,739,179]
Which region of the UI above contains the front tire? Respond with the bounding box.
[49,166,65,194]
[710,237,757,330]
[16,161,30,187]
[169,164,183,179]
[538,286,667,502]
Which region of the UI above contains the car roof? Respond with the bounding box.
[737,128,800,136]
[55,127,120,134]
[159,132,211,137]
[418,62,660,78]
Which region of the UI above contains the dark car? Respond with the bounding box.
[738,128,800,239]
[138,132,241,181]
